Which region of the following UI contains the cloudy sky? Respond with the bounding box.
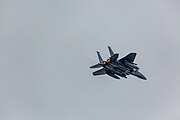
[0,0,180,120]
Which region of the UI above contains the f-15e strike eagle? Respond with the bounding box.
[90,46,147,80]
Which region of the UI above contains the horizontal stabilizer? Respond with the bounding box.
[120,53,136,63]
[93,68,106,76]
[90,63,103,69]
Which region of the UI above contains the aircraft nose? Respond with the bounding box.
[141,75,147,80]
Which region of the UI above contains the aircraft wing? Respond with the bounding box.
[119,53,136,63]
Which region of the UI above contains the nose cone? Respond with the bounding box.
[131,71,147,80]
[140,75,147,80]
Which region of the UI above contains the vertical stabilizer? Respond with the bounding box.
[96,51,103,64]
[108,46,114,56]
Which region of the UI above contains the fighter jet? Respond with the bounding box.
[90,46,147,80]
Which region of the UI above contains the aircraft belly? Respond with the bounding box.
[106,72,120,79]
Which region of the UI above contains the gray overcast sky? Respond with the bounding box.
[0,0,180,120]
